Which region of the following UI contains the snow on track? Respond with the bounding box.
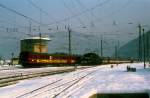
[0,63,150,98]
[0,67,74,79]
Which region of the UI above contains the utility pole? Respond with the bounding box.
[39,9,42,32]
[68,27,71,56]
[68,26,72,67]
[11,52,14,66]
[29,20,32,34]
[117,40,119,59]
[146,32,149,62]
[143,28,146,68]
[100,35,103,57]
[115,45,117,59]
[39,10,42,53]
[39,33,42,53]
[138,24,142,61]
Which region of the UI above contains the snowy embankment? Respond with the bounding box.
[0,63,150,98]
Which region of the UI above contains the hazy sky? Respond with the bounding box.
[0,0,150,58]
[0,0,150,35]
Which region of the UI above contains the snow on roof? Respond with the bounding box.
[0,63,150,98]
[23,36,51,41]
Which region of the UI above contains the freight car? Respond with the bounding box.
[19,52,76,67]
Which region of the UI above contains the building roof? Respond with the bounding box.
[22,36,51,41]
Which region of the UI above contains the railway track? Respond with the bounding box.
[52,71,96,98]
[15,67,98,98]
[0,66,94,87]
[0,68,75,87]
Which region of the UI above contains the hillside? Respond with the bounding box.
[118,30,150,59]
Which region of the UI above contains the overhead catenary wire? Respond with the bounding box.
[75,0,99,25]
[71,0,90,24]
[0,0,131,29]
[93,0,133,24]
[47,0,111,25]
[0,14,30,28]
[0,3,46,26]
[0,14,57,34]
[61,0,85,27]
[0,21,37,38]
[26,0,57,24]
[0,0,134,34]
[74,0,103,32]
[0,0,111,28]
[108,0,132,17]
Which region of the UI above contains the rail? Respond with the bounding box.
[15,67,98,98]
[0,68,75,87]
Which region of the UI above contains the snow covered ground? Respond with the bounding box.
[0,63,150,98]
[0,66,75,79]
